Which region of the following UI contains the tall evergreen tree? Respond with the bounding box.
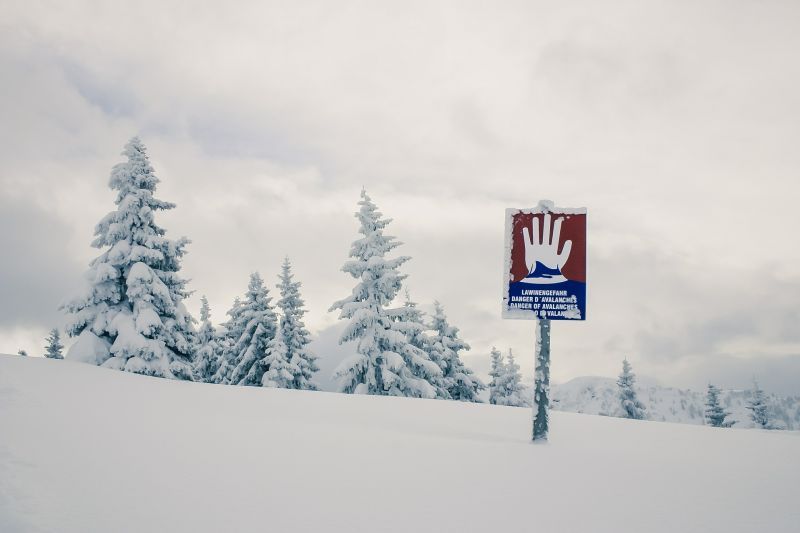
[617,358,646,420]
[705,384,731,427]
[488,347,505,405]
[276,258,318,390]
[226,273,279,386]
[194,296,222,382]
[44,329,64,359]
[429,301,484,403]
[747,379,770,429]
[62,137,194,379]
[330,190,440,398]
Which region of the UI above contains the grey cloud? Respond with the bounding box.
[0,1,798,395]
[186,109,320,165]
[61,59,140,119]
[0,198,84,329]
[669,355,800,397]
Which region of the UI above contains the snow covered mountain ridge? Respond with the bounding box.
[551,376,800,430]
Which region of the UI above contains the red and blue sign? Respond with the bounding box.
[503,202,586,320]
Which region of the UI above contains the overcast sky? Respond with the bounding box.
[1,1,798,393]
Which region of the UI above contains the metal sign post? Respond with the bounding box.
[502,200,586,443]
[533,318,551,442]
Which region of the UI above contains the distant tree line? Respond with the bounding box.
[614,359,778,429]
[31,137,486,401]
[16,137,787,425]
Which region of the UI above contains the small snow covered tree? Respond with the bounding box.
[225,273,279,386]
[260,334,297,388]
[62,137,194,379]
[498,349,528,407]
[276,258,318,390]
[44,329,64,359]
[747,379,770,429]
[395,291,447,398]
[18,349,28,357]
[429,301,484,403]
[488,347,528,407]
[488,347,505,405]
[330,190,441,398]
[212,297,243,384]
[194,296,222,382]
[705,384,731,428]
[398,292,431,354]
[617,358,646,420]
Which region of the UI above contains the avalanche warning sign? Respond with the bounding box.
[502,201,586,320]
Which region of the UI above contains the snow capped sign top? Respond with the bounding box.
[502,201,586,320]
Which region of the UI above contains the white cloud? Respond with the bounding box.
[0,0,798,393]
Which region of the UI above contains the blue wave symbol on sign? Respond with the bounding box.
[526,261,562,279]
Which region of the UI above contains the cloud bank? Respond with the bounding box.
[0,1,798,393]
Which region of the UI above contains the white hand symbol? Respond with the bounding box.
[521,213,572,284]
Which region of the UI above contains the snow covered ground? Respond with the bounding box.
[1,355,798,533]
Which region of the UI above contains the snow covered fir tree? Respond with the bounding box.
[705,384,731,428]
[217,273,279,386]
[395,291,448,398]
[329,189,443,398]
[499,349,528,407]
[747,379,771,429]
[261,334,296,388]
[429,301,485,402]
[44,328,64,359]
[617,358,646,420]
[212,297,243,383]
[488,347,528,406]
[193,296,221,382]
[275,258,318,390]
[62,137,195,380]
[488,347,505,405]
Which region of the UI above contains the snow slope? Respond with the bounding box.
[552,376,800,429]
[1,355,798,533]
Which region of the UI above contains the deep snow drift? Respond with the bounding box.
[1,355,798,533]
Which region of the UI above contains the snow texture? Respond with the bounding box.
[66,330,111,365]
[1,354,798,533]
